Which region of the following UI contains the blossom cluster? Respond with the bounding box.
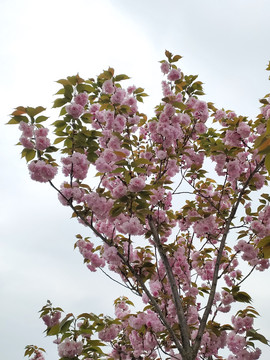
[11,52,270,360]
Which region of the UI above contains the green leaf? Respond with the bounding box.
[265,153,270,174]
[165,50,173,62]
[110,204,124,217]
[134,167,146,173]
[233,291,252,303]
[36,115,49,123]
[60,319,73,333]
[21,148,36,162]
[7,118,21,124]
[26,106,46,117]
[132,158,152,166]
[114,74,130,81]
[77,84,95,93]
[54,137,66,144]
[47,324,60,336]
[172,54,182,62]
[53,98,69,108]
[247,329,269,344]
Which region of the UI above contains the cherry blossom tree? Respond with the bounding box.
[9,51,270,360]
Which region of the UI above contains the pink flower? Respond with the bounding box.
[66,103,84,118]
[20,136,34,149]
[74,92,88,107]
[61,152,89,180]
[224,130,242,147]
[98,324,121,342]
[195,122,207,134]
[28,160,57,182]
[111,183,127,198]
[194,215,218,237]
[102,79,115,94]
[35,136,50,151]
[58,339,83,358]
[167,68,181,81]
[127,85,136,94]
[161,61,170,74]
[19,121,34,137]
[237,122,250,138]
[128,177,145,192]
[111,88,126,104]
[214,109,226,121]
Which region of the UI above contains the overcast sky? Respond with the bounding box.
[1,0,270,359]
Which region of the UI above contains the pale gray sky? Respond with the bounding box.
[1,0,270,359]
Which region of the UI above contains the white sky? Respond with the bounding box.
[1,0,270,358]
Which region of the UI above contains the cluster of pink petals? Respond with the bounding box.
[61,152,89,180]
[30,350,45,360]
[128,177,146,192]
[84,192,113,220]
[77,239,105,272]
[102,79,115,94]
[66,103,84,118]
[115,300,130,319]
[58,338,83,358]
[19,121,34,149]
[19,122,51,151]
[98,323,122,342]
[74,92,88,107]
[42,311,61,327]
[199,330,227,358]
[115,214,145,235]
[260,103,270,119]
[58,182,85,205]
[28,160,57,182]
[186,97,209,123]
[193,215,218,237]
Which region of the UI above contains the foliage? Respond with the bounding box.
[8,50,270,360]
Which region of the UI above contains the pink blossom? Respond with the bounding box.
[35,136,50,151]
[58,182,85,205]
[35,128,49,137]
[111,88,126,104]
[214,109,226,121]
[30,350,45,360]
[102,79,115,94]
[84,192,113,220]
[224,130,242,147]
[115,301,130,319]
[119,216,145,235]
[20,136,34,149]
[66,103,84,118]
[28,160,57,182]
[74,92,88,107]
[227,159,241,180]
[58,339,83,358]
[128,177,145,192]
[42,311,61,327]
[253,173,265,189]
[61,152,89,180]
[195,122,207,134]
[167,68,181,81]
[179,113,191,126]
[111,183,127,198]
[227,332,246,355]
[160,61,170,74]
[127,85,136,94]
[156,149,167,160]
[98,324,121,342]
[19,121,34,137]
[237,121,250,138]
[161,80,173,97]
